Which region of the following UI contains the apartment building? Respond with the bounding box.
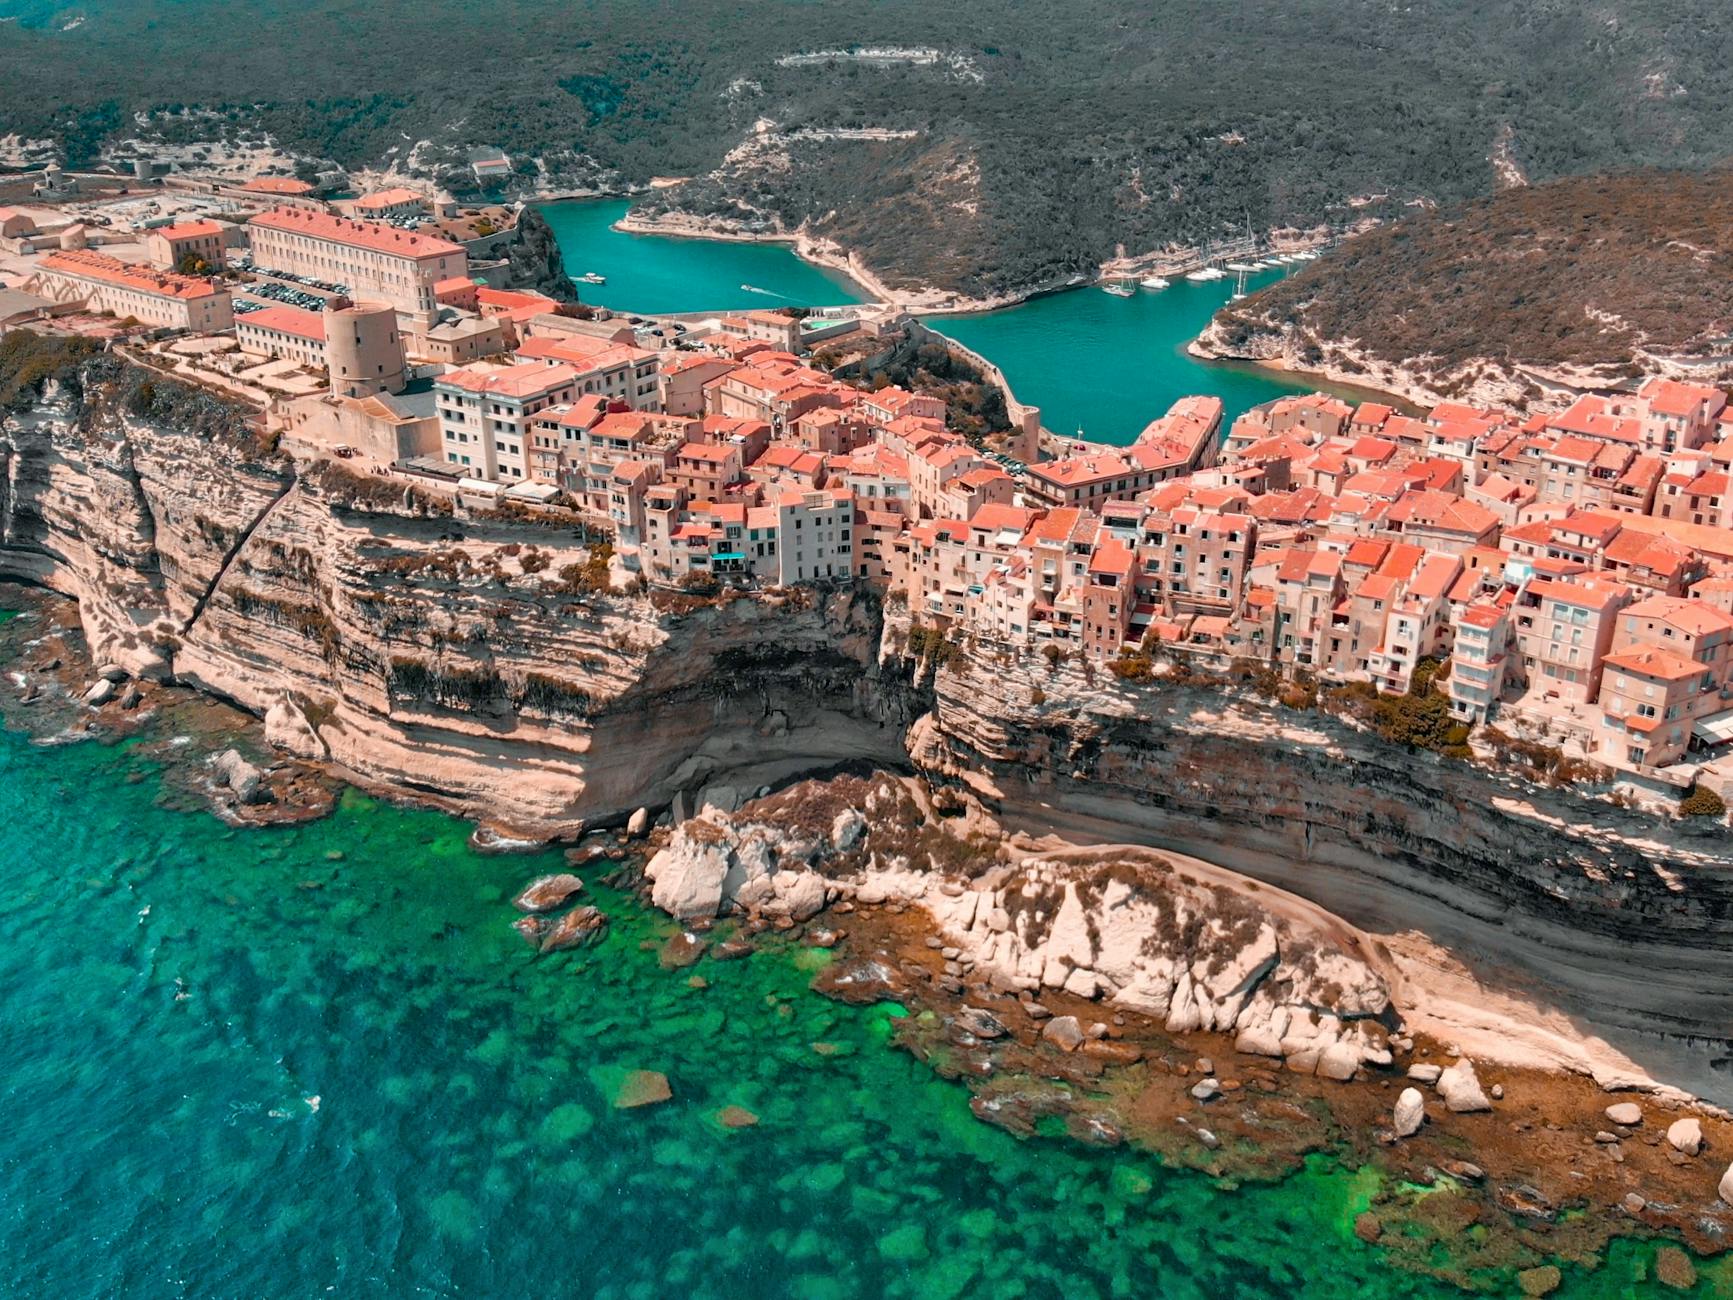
[436,362,580,482]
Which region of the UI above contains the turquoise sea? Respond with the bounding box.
[0,601,1718,1296]
[539,199,865,317]
[540,198,1357,444]
[933,271,1328,445]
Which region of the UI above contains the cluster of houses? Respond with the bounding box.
[437,351,1733,785]
[11,175,1733,786]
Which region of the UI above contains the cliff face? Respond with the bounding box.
[503,208,580,304]
[0,383,909,832]
[898,628,1733,1099]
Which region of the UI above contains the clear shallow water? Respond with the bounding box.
[538,198,865,317]
[0,646,1714,1299]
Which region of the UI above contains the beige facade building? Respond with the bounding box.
[144,219,232,271]
[247,208,466,319]
[436,362,580,482]
[30,249,233,332]
[235,305,327,368]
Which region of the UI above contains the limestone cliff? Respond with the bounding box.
[7,348,1733,1099]
[0,360,908,833]
[502,207,580,304]
[893,621,1733,1099]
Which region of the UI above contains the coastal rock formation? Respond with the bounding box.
[501,207,580,304]
[643,776,1399,1081]
[896,613,1733,1101]
[0,362,909,835]
[514,874,584,913]
[9,349,1733,1102]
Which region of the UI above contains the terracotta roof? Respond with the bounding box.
[1603,647,1709,682]
[39,249,224,301]
[436,362,577,398]
[240,176,314,195]
[237,304,325,340]
[250,206,464,259]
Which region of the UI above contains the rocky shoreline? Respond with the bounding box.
[602,772,1733,1292]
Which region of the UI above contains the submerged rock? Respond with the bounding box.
[514,874,584,913]
[1516,1265,1561,1297]
[512,915,545,947]
[614,1070,672,1109]
[717,1105,759,1129]
[539,906,608,953]
[1655,1245,1697,1290]
[1352,1212,1383,1244]
[659,931,708,969]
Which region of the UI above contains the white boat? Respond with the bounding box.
[1225,261,1258,273]
[1185,266,1226,283]
[1293,250,1320,261]
[1101,282,1135,297]
[579,272,606,284]
[1139,275,1170,290]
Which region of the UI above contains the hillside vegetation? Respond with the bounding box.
[6,1,1733,296]
[1206,170,1733,398]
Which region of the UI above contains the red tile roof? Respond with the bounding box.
[250,206,464,259]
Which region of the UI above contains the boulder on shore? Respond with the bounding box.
[1042,1015,1085,1052]
[83,678,115,706]
[1719,1161,1733,1205]
[1436,1059,1491,1113]
[626,807,651,839]
[514,874,584,913]
[1394,1087,1426,1138]
[1666,1116,1702,1156]
[1604,1101,1643,1127]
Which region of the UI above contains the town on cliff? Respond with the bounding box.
[7,159,1733,1290]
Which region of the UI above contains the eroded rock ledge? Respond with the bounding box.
[647,775,1397,1083]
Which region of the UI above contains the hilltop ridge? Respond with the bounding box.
[1197,170,1733,408]
[7,1,1733,297]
